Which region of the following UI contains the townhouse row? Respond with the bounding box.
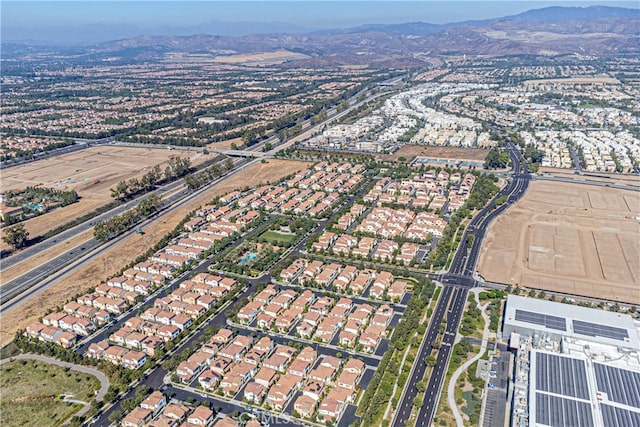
[355,207,447,240]
[236,285,394,353]
[180,328,366,424]
[96,274,238,360]
[217,183,340,217]
[155,206,262,268]
[280,258,407,301]
[365,171,475,212]
[121,390,221,427]
[312,230,422,267]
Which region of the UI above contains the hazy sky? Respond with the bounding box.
[4,1,638,29]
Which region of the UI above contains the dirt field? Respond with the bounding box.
[212,50,309,65]
[0,159,310,346]
[381,145,489,162]
[1,146,217,198]
[0,146,218,252]
[205,137,243,151]
[478,180,640,304]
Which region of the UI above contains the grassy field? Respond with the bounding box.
[1,359,99,427]
[259,230,296,244]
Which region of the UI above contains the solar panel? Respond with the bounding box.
[535,393,594,427]
[594,363,640,409]
[536,352,589,400]
[601,404,640,427]
[572,320,629,341]
[515,309,566,331]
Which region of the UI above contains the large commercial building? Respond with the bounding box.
[503,295,640,427]
[503,295,640,352]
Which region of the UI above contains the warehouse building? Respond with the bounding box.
[503,295,640,427]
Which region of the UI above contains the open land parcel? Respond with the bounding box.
[478,180,640,304]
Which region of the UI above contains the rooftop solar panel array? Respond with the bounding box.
[601,404,640,427]
[572,320,629,341]
[535,393,594,427]
[515,309,566,331]
[536,352,590,399]
[594,363,640,409]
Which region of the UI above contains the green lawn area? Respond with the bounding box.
[259,230,296,244]
[1,360,100,427]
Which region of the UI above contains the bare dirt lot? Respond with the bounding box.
[1,146,217,198]
[0,159,310,346]
[0,146,218,251]
[478,180,640,304]
[381,145,489,162]
[205,137,242,151]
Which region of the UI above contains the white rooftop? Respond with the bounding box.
[504,295,640,351]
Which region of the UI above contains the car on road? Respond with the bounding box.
[488,383,496,388]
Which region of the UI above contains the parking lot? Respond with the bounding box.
[481,349,511,427]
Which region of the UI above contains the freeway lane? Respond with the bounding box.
[414,286,468,426]
[1,177,183,271]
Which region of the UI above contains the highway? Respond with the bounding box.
[0,82,395,311]
[0,158,249,312]
[392,140,530,427]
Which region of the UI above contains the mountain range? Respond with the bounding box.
[3,6,638,68]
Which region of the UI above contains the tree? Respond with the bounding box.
[416,381,427,393]
[2,223,29,249]
[412,396,424,408]
[108,410,122,423]
[425,355,437,367]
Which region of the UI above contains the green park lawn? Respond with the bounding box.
[259,230,296,244]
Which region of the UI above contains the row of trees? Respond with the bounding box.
[2,223,29,249]
[358,276,435,426]
[93,195,161,242]
[484,147,510,169]
[110,156,191,200]
[184,158,233,190]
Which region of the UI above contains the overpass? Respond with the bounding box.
[211,149,270,158]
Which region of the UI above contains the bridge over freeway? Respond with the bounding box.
[211,149,270,158]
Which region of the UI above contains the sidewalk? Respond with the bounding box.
[0,353,111,424]
[447,289,491,427]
